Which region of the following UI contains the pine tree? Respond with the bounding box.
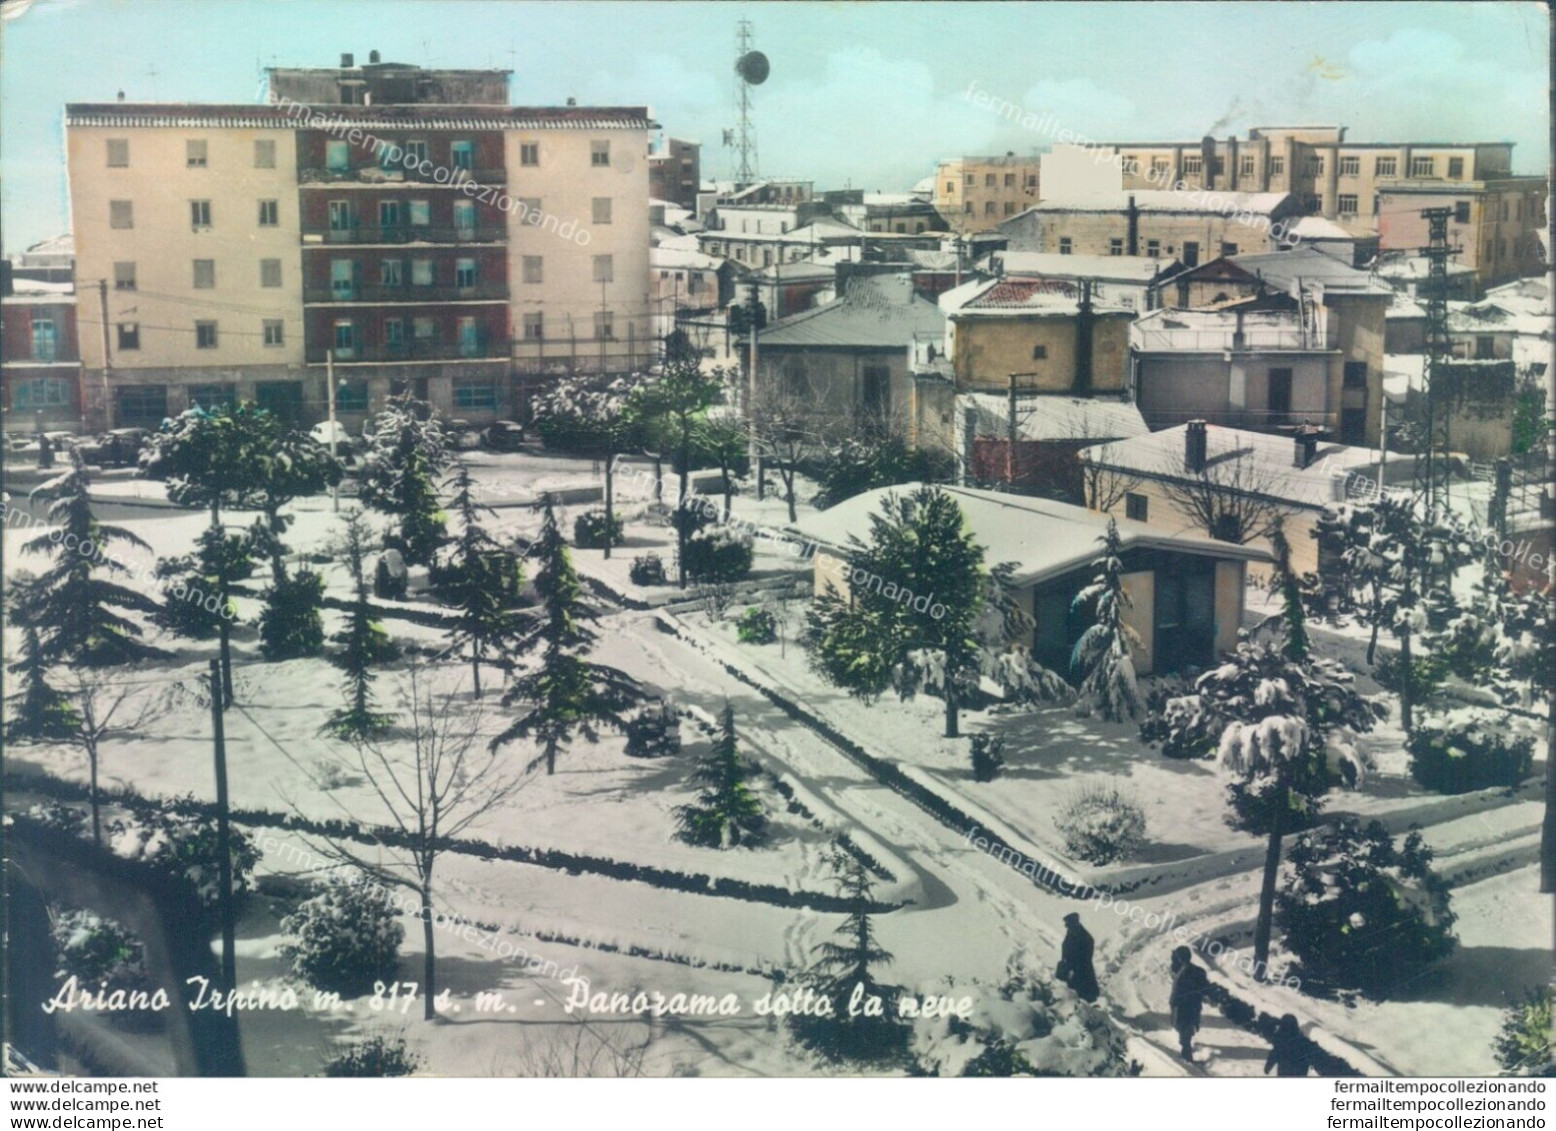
[533,374,643,558]
[674,704,767,847]
[139,403,268,525]
[323,512,397,740]
[155,523,253,703]
[4,577,78,742]
[491,500,638,773]
[1070,518,1145,722]
[357,393,451,567]
[437,461,522,698]
[18,463,166,667]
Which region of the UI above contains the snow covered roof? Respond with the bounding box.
[1372,253,1477,281]
[1080,423,1411,509]
[2,279,75,300]
[981,251,1178,283]
[939,276,1131,318]
[758,273,944,348]
[651,246,725,272]
[1024,190,1293,216]
[66,102,655,130]
[960,394,1149,442]
[1287,216,1358,242]
[791,483,1269,587]
[1229,246,1392,295]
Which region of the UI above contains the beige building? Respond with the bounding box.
[934,154,1042,234]
[1376,177,1547,289]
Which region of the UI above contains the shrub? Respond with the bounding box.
[629,553,666,587]
[322,1035,421,1077]
[51,909,151,992]
[573,509,625,550]
[1407,708,1535,794]
[1493,987,1555,1076]
[280,872,405,997]
[259,570,326,661]
[735,606,777,645]
[1054,785,1146,865]
[107,797,260,913]
[1278,818,1456,997]
[1372,651,1449,706]
[624,700,682,758]
[682,524,753,584]
[970,734,1005,783]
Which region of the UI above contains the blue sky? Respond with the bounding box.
[1,0,1548,252]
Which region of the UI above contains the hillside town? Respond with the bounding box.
[2,11,1552,1083]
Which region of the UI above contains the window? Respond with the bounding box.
[106,139,129,167]
[1109,238,1123,256]
[984,201,996,215]
[592,197,612,224]
[1003,201,1016,215]
[1338,194,1358,216]
[330,258,357,298]
[1182,156,1203,174]
[260,258,282,287]
[381,259,404,287]
[1306,155,1324,176]
[592,255,613,283]
[110,200,133,229]
[1343,361,1368,388]
[1448,157,1464,178]
[332,320,356,357]
[985,173,996,187]
[1031,344,1048,360]
[1026,174,1038,187]
[1210,157,1224,175]
[408,200,430,227]
[450,140,474,171]
[186,140,208,168]
[411,258,434,286]
[1303,193,1321,212]
[1152,159,1170,178]
[262,320,284,346]
[456,316,480,358]
[1240,155,1255,177]
[1410,156,1434,177]
[1146,239,1161,257]
[1269,156,1284,176]
[1004,173,1015,187]
[328,199,355,235]
[965,173,974,186]
[523,256,543,284]
[327,140,350,172]
[336,382,369,411]
[117,323,140,351]
[594,310,614,339]
[453,199,475,236]
[1475,335,1495,360]
[1339,156,1360,177]
[195,321,218,349]
[1220,242,1237,257]
[254,139,276,168]
[1058,237,1072,255]
[113,261,137,290]
[455,258,476,288]
[1375,156,1397,177]
[1182,241,1199,267]
[14,377,70,410]
[1454,201,1471,224]
[963,202,973,214]
[405,140,428,165]
[944,181,954,194]
[258,199,279,226]
[1125,493,1148,522]
[190,200,211,228]
[590,140,610,167]
[378,200,401,229]
[384,318,405,346]
[412,317,435,342]
[116,385,167,425]
[522,312,544,340]
[30,318,57,361]
[193,259,216,289]
[188,385,237,413]
[520,142,539,167]
[454,380,497,409]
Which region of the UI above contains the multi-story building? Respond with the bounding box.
[1376,177,1546,289]
[648,137,700,211]
[66,54,654,430]
[1,273,83,432]
[934,154,1042,234]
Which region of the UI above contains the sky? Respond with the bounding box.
[0,0,1549,253]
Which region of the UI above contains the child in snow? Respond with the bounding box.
[1264,1014,1313,1077]
[1168,945,1208,1062]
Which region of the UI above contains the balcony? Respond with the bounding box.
[304,283,510,304]
[307,340,510,364]
[1131,319,1330,353]
[299,166,507,187]
[303,225,506,246]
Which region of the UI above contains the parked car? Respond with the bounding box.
[447,419,484,451]
[75,428,151,468]
[309,421,362,464]
[481,420,526,452]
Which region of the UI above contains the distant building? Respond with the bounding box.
[956,393,1148,502]
[649,137,701,210]
[1372,252,1480,301]
[2,275,83,431]
[934,154,1042,234]
[8,235,76,286]
[977,250,1182,312]
[823,191,946,235]
[1376,176,1547,289]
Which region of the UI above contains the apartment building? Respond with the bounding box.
[934,154,1042,234]
[2,275,82,431]
[648,137,701,211]
[66,54,653,430]
[1376,177,1547,289]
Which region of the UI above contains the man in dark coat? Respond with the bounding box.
[1055,912,1100,1003]
[1169,945,1209,1061]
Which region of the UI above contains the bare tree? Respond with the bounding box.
[750,377,833,523]
[1067,414,1144,512]
[63,671,169,846]
[302,665,529,1020]
[500,1023,651,1077]
[1154,448,1293,545]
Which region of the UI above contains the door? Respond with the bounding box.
[328,200,355,241]
[1182,241,1200,267]
[457,316,481,358]
[453,199,476,240]
[1268,367,1293,421]
[1153,561,1216,672]
[31,319,57,362]
[331,259,357,300]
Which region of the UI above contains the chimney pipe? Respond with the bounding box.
[1126,194,1139,257]
[1185,419,1208,473]
[369,49,381,64]
[341,53,354,68]
[1293,426,1321,469]
[1201,135,1216,189]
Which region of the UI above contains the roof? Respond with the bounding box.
[1288,216,1359,241]
[758,273,944,349]
[961,394,1150,442]
[1025,190,1293,216]
[1229,246,1394,296]
[65,102,654,129]
[790,482,1268,588]
[1372,252,1478,280]
[2,279,75,300]
[701,218,861,244]
[983,251,1177,282]
[1080,423,1407,508]
[941,276,1133,318]
[651,247,725,272]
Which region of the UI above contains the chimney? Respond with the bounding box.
[1074,279,1094,393]
[369,49,381,64]
[1126,194,1139,257]
[116,90,125,102]
[1228,135,1239,189]
[1201,135,1217,189]
[1293,426,1321,469]
[340,52,355,68]
[1185,420,1208,473]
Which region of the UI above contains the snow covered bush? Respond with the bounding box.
[107,797,260,913]
[321,1035,421,1077]
[910,959,1139,1077]
[1494,987,1555,1076]
[51,909,152,995]
[674,705,767,848]
[969,734,1005,783]
[1407,708,1535,794]
[1054,785,1146,865]
[1278,818,1456,998]
[280,872,405,996]
[682,523,753,584]
[628,554,666,586]
[735,605,777,644]
[1070,519,1144,722]
[258,570,326,661]
[572,509,625,550]
[624,699,681,758]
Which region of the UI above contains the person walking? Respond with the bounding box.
[1264,1014,1313,1077]
[1055,912,1100,1003]
[1168,945,1208,1062]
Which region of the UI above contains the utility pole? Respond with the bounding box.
[1416,207,1454,515]
[97,279,113,431]
[1006,372,1018,488]
[209,659,237,992]
[746,284,763,500]
[1377,393,1388,498]
[326,349,339,512]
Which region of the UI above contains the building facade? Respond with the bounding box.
[2,280,83,431]
[1376,177,1547,289]
[934,154,1042,234]
[648,137,701,211]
